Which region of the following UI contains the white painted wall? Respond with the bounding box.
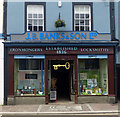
[0,0,4,105]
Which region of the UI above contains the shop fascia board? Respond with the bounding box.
[3,41,119,47]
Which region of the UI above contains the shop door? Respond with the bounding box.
[50,60,72,101]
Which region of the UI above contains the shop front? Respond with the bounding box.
[4,31,117,104]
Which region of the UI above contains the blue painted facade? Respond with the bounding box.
[119,2,120,40]
[7,2,25,34]
[7,1,111,34]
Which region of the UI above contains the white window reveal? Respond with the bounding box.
[74,5,91,31]
[27,5,44,31]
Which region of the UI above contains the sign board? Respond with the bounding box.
[50,91,56,100]
[11,31,111,42]
[8,46,114,55]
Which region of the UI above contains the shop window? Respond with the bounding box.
[74,5,91,31]
[27,5,44,31]
[14,59,45,96]
[78,59,108,95]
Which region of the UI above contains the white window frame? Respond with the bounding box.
[74,5,91,31]
[27,5,44,31]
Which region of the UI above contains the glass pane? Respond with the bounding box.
[14,59,45,96]
[19,60,26,70]
[80,20,84,25]
[38,14,43,18]
[28,19,32,25]
[85,20,89,25]
[79,59,108,96]
[34,26,37,31]
[85,14,89,19]
[75,20,79,25]
[75,14,79,19]
[80,14,84,19]
[85,5,89,12]
[19,60,41,70]
[80,26,84,31]
[39,26,43,31]
[85,60,99,69]
[39,20,43,25]
[34,20,37,25]
[33,14,37,18]
[28,14,32,18]
[75,26,79,31]
[79,6,84,12]
[85,26,89,31]
[74,6,79,13]
[28,26,32,31]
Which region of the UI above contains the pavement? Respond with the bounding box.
[0,101,119,116]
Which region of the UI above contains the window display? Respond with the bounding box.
[14,59,45,96]
[79,59,108,95]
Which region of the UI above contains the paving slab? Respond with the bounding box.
[39,105,83,112]
[1,105,39,112]
[0,102,118,113]
[89,103,118,111]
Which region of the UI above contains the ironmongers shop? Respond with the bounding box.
[4,31,118,105]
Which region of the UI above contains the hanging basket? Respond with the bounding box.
[55,19,66,28]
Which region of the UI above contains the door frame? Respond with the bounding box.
[45,55,78,104]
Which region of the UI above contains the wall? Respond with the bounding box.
[7,2,25,34]
[115,2,120,64]
[115,2,118,39]
[0,0,4,105]
[7,1,111,34]
[118,2,120,39]
[115,1,120,40]
[93,2,110,33]
[46,2,72,31]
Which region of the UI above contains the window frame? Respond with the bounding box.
[25,2,46,32]
[72,2,93,31]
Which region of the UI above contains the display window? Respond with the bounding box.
[14,59,45,96]
[78,59,108,95]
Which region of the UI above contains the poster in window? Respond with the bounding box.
[87,79,97,88]
[80,73,87,80]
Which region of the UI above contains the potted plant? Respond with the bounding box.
[55,19,66,28]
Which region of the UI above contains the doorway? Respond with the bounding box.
[51,60,72,101]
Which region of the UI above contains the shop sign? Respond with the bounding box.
[11,31,111,41]
[9,47,113,55]
[53,62,70,70]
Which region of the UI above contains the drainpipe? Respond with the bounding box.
[3,0,7,40]
[110,1,118,103]
[3,0,8,105]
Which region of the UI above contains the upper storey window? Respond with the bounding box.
[74,5,91,31]
[27,5,44,31]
